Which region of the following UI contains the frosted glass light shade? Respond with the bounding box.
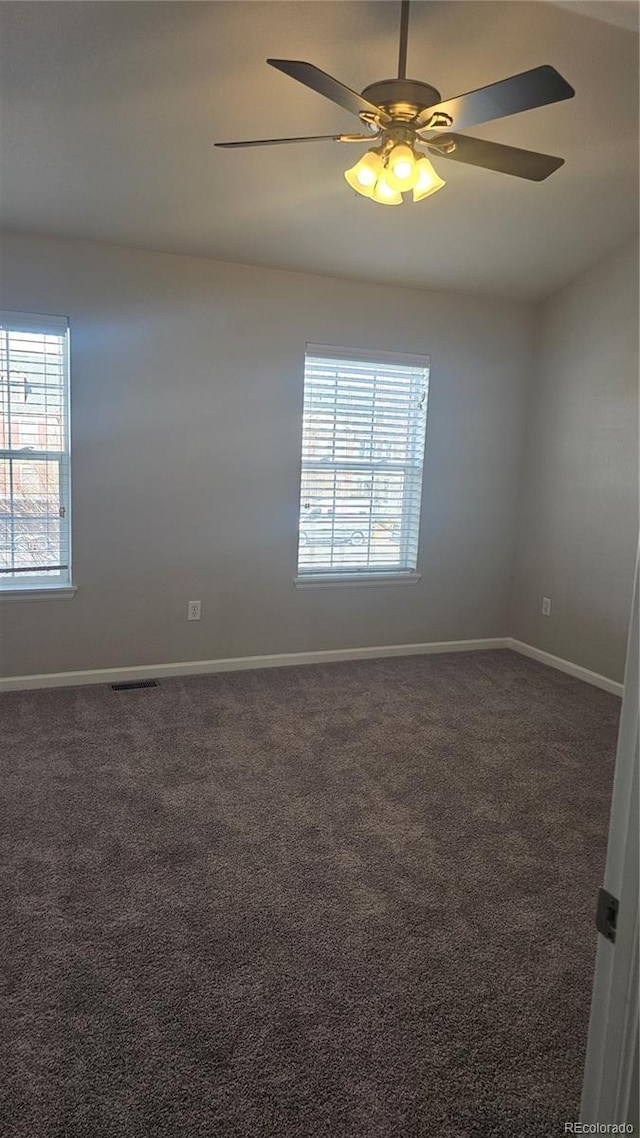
[412,156,446,202]
[386,144,419,192]
[371,172,403,205]
[344,151,383,197]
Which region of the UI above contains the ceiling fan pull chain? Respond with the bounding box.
[398,0,410,80]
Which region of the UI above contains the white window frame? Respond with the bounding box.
[295,344,430,587]
[0,310,74,599]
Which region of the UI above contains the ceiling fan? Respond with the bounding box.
[215,0,575,206]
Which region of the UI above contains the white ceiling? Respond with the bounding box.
[548,1,639,33]
[0,1,637,300]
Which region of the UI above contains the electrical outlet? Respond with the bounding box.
[542,596,552,617]
[187,600,201,621]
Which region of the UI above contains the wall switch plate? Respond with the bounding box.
[187,600,201,621]
[542,596,552,617]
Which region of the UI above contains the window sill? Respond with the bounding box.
[294,572,421,589]
[0,585,77,602]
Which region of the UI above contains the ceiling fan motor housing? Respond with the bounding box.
[360,79,442,123]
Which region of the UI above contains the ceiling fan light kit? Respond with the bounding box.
[344,149,384,196]
[387,143,420,190]
[216,0,575,207]
[345,137,444,205]
[413,157,446,202]
[372,171,403,206]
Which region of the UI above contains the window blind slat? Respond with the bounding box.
[298,346,429,578]
[0,311,69,336]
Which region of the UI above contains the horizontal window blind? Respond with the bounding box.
[0,311,71,589]
[298,345,429,578]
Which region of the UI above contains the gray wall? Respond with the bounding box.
[0,230,533,677]
[511,240,639,683]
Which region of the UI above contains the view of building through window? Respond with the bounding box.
[298,347,429,577]
[0,316,71,587]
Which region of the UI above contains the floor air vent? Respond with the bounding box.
[110,679,160,691]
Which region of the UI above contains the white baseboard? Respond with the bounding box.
[507,638,624,697]
[0,636,623,696]
[0,637,509,692]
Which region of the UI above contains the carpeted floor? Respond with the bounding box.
[0,649,619,1137]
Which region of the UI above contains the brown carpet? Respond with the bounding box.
[0,649,619,1137]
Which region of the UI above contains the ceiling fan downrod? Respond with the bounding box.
[398,0,410,80]
[360,0,444,127]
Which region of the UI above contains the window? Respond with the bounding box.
[0,311,71,591]
[297,345,429,582]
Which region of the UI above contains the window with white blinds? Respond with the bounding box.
[0,311,71,590]
[297,345,429,579]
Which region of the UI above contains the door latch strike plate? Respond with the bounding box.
[595,886,619,943]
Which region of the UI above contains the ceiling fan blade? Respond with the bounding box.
[427,134,564,180]
[416,65,574,132]
[215,134,372,149]
[267,59,392,124]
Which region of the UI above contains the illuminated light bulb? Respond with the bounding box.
[412,156,446,202]
[371,172,402,206]
[385,144,419,192]
[344,151,383,198]
[357,168,376,187]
